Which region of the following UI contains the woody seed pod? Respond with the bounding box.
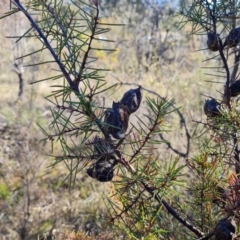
[93,135,113,156]
[207,32,222,51]
[104,101,130,139]
[223,27,240,49]
[87,158,117,182]
[214,218,237,240]
[120,86,142,114]
[204,98,222,118]
[229,80,240,97]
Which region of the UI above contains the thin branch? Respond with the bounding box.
[208,0,231,108]
[129,116,160,163]
[230,51,240,82]
[13,63,24,97]
[233,137,240,175]
[41,0,78,77]
[75,6,99,86]
[110,189,145,222]
[196,232,214,240]
[114,79,191,159]
[159,133,187,158]
[115,151,205,238]
[12,0,111,139]
[230,23,240,175]
[12,0,79,93]
[142,182,205,237]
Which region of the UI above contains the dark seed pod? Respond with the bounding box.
[229,80,240,97]
[212,186,227,208]
[223,27,240,49]
[207,32,222,51]
[93,136,113,156]
[214,218,237,240]
[104,101,130,139]
[120,86,142,114]
[87,158,117,182]
[204,98,222,118]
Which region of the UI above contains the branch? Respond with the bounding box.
[75,4,99,87]
[207,0,231,108]
[12,0,79,93]
[233,137,240,175]
[41,0,78,78]
[159,133,187,158]
[230,50,240,82]
[12,0,111,139]
[114,79,191,159]
[115,151,205,238]
[230,29,240,176]
[13,63,24,97]
[196,232,214,240]
[142,182,205,237]
[111,101,202,237]
[129,111,162,163]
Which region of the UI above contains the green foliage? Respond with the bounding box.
[178,0,240,33]
[2,0,240,239]
[177,0,240,238]
[0,182,11,200]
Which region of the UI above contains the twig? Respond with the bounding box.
[113,79,191,159]
[115,146,204,237]
[13,63,24,97]
[230,52,240,83]
[12,0,111,139]
[230,21,240,175]
[159,133,187,158]
[129,113,160,163]
[214,0,240,176]
[75,3,99,87]
[12,0,79,93]
[233,137,240,175]
[196,232,214,240]
[207,0,231,108]
[141,181,205,237]
[41,0,78,77]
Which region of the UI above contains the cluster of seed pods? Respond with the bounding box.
[207,27,240,52]
[205,28,240,118]
[87,86,142,182]
[104,86,142,140]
